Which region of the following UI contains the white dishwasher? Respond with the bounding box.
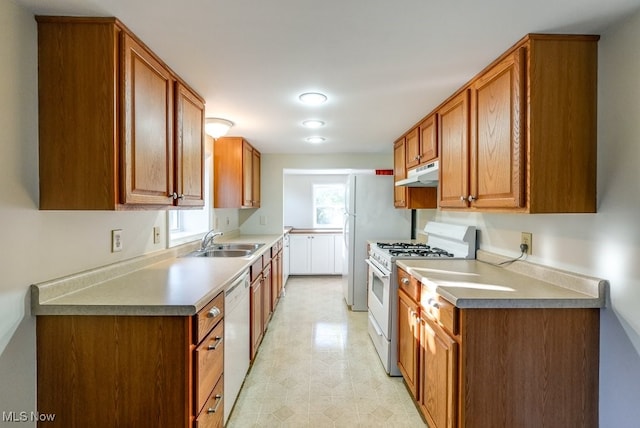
[223,271,251,424]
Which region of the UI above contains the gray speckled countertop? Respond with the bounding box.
[397,250,607,309]
[31,234,283,316]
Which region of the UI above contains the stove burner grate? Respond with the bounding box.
[377,242,431,250]
[387,247,454,258]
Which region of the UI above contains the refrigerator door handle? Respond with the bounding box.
[343,215,349,248]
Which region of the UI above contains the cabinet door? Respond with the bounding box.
[242,140,253,207]
[405,128,420,169]
[121,33,174,206]
[252,149,261,207]
[174,82,205,207]
[250,275,263,360]
[420,316,457,428]
[271,253,280,311]
[470,48,525,209]
[310,235,334,274]
[419,114,438,164]
[289,235,311,274]
[277,251,284,296]
[398,291,420,398]
[262,262,272,328]
[393,138,407,208]
[439,90,470,209]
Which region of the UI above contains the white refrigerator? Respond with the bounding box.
[342,174,411,311]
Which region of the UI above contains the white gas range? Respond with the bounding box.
[366,222,476,376]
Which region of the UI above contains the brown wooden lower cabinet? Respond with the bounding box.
[397,290,420,397]
[36,291,225,428]
[250,241,284,362]
[194,376,224,428]
[397,268,599,428]
[250,272,264,360]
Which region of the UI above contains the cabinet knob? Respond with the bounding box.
[207,306,221,318]
[401,277,410,285]
[468,195,477,202]
[428,298,440,309]
[460,196,466,202]
[207,394,223,414]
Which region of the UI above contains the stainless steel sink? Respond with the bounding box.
[184,242,264,258]
[209,243,264,252]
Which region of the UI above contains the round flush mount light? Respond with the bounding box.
[306,136,326,144]
[299,92,327,105]
[302,119,325,128]
[205,118,234,139]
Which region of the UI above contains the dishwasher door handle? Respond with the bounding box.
[226,271,250,296]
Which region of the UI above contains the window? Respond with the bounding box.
[313,183,345,228]
[168,156,212,247]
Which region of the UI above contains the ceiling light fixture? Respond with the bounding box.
[205,118,234,139]
[302,119,325,128]
[306,136,326,144]
[299,92,327,105]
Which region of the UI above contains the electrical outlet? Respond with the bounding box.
[260,215,267,225]
[111,229,123,252]
[153,226,161,244]
[521,232,532,255]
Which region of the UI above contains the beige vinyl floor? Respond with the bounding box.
[226,275,426,427]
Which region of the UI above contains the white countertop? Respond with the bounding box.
[31,234,283,316]
[397,251,607,309]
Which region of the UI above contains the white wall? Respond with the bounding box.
[417,11,640,426]
[283,174,348,228]
[240,153,392,234]
[0,2,167,424]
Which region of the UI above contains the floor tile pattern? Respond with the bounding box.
[227,276,426,427]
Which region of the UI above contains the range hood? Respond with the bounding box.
[395,160,439,187]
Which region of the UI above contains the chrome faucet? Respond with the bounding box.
[201,229,224,250]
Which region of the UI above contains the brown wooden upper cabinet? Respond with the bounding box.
[395,33,599,214]
[438,90,470,209]
[214,137,261,208]
[406,114,438,169]
[394,137,437,209]
[441,34,599,213]
[393,138,408,208]
[37,17,205,210]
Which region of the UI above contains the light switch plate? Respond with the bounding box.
[153,226,161,244]
[112,229,123,252]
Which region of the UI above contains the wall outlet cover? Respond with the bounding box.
[153,226,161,244]
[112,229,123,252]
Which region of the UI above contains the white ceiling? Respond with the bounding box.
[15,0,640,154]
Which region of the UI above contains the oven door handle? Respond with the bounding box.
[365,259,390,278]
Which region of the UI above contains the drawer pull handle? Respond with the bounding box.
[207,306,221,318]
[207,394,223,414]
[208,336,223,350]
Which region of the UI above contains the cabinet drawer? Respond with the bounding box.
[422,292,458,336]
[196,292,224,344]
[194,321,224,413]
[398,268,420,302]
[195,375,224,428]
[250,256,263,282]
